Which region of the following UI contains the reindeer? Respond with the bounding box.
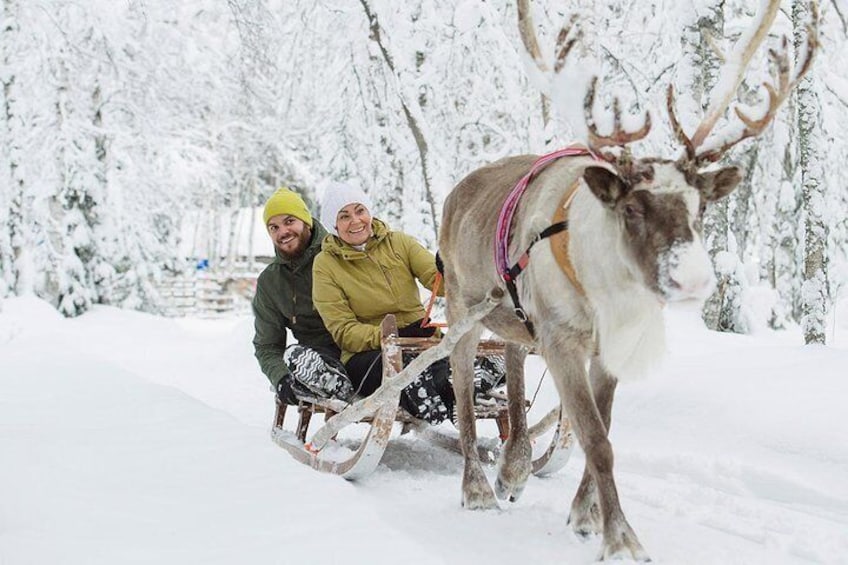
[438,2,817,560]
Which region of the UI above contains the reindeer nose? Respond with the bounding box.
[669,273,715,300]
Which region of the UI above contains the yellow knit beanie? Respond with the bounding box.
[263,188,313,227]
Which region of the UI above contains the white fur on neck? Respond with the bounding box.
[523,227,666,382]
[592,283,666,381]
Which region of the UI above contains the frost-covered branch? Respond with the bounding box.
[357,0,439,243]
[830,0,848,34]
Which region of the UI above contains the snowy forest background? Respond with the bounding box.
[1,0,847,343]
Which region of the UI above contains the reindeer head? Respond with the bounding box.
[572,0,818,302]
[582,160,740,301]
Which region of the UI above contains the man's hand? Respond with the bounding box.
[275,376,298,405]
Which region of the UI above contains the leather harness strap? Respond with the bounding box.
[549,180,585,297]
[503,179,584,339]
[502,221,569,338]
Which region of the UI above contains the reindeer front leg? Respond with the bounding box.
[450,322,497,510]
[569,355,618,537]
[494,342,532,502]
[545,341,648,562]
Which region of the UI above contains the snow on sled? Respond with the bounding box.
[271,292,574,480]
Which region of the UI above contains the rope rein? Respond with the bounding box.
[421,272,447,329]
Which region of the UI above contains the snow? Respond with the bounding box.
[2,295,848,564]
[828,71,848,105]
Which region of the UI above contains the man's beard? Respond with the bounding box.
[276,226,312,259]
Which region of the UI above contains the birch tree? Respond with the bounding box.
[0,0,24,296]
[676,0,746,332]
[795,0,828,344]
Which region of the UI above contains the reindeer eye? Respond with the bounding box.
[624,204,640,219]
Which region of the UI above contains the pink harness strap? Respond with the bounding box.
[494,146,591,279]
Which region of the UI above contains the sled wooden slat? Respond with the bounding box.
[393,336,509,355]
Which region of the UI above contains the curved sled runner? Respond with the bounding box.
[528,406,575,476]
[271,396,398,480]
[270,315,402,480]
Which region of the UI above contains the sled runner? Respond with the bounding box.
[271,292,573,479]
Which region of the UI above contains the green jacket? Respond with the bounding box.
[312,219,440,363]
[252,221,339,387]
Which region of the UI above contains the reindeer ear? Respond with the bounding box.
[583,166,629,208]
[697,167,741,201]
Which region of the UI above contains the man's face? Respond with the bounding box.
[267,214,311,258]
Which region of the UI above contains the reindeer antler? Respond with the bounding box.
[517,0,549,73]
[518,5,650,164]
[518,1,581,75]
[553,15,581,73]
[671,0,819,166]
[584,76,652,172]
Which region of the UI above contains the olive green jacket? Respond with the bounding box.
[312,219,440,363]
[252,221,339,387]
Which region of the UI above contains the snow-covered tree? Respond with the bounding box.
[0,0,27,297]
[0,0,19,298]
[795,0,828,344]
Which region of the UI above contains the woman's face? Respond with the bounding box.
[336,202,373,246]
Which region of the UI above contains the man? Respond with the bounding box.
[252,187,354,404]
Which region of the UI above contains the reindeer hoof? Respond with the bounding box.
[598,542,651,562]
[568,504,603,538]
[597,518,650,562]
[494,438,531,502]
[494,475,526,502]
[462,490,499,510]
[570,526,596,541]
[461,468,498,510]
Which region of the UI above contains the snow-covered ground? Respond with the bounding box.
[1,295,847,564]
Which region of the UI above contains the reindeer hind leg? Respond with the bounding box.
[494,342,532,502]
[451,321,497,510]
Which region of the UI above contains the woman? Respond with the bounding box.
[312,182,456,424]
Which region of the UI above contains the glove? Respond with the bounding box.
[398,319,437,338]
[275,376,299,405]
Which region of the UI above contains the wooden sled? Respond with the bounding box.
[271,309,574,480]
